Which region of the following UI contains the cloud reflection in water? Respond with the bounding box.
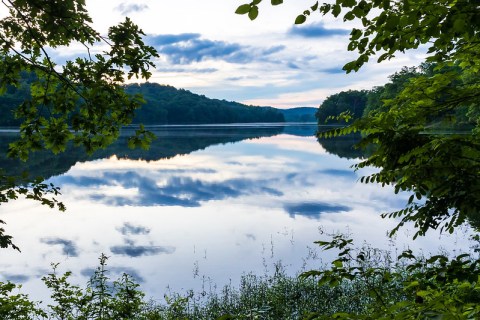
[59,171,283,207]
[40,238,79,257]
[81,267,145,283]
[110,243,176,257]
[117,223,151,235]
[3,274,30,283]
[284,202,352,219]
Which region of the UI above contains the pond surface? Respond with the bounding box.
[0,124,471,301]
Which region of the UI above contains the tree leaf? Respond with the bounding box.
[248,6,259,20]
[235,4,251,14]
[295,15,307,24]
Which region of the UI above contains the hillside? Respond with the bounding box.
[279,107,317,122]
[0,80,286,126]
[125,83,285,124]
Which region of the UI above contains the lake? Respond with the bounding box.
[0,124,472,302]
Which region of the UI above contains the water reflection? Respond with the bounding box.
[81,267,145,284]
[110,242,176,257]
[0,124,288,180]
[40,238,79,257]
[3,274,30,283]
[56,172,283,207]
[317,132,366,159]
[284,202,352,219]
[0,124,471,302]
[117,223,151,235]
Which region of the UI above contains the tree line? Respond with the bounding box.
[316,63,477,131]
[0,79,285,127]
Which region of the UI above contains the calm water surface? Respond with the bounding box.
[0,124,471,301]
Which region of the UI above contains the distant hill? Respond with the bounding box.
[0,80,323,126]
[126,83,285,124]
[279,107,317,122]
[0,80,285,126]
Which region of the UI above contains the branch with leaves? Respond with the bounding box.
[0,0,159,250]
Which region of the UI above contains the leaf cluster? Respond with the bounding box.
[236,0,480,74]
[302,235,480,319]
[0,0,158,250]
[0,1,158,161]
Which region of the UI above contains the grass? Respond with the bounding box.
[2,232,479,319]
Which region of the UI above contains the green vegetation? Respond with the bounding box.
[318,61,480,237]
[280,107,317,122]
[126,83,285,124]
[315,90,368,124]
[0,81,285,127]
[0,0,479,318]
[2,236,479,319]
[1,253,373,319]
[236,0,480,239]
[234,0,480,318]
[0,0,157,250]
[301,235,480,319]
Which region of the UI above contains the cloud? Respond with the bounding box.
[225,76,244,81]
[117,223,150,236]
[61,171,283,207]
[147,34,201,46]
[115,3,149,15]
[81,267,144,283]
[245,233,256,241]
[147,34,285,65]
[321,67,346,74]
[40,238,79,257]
[3,274,29,283]
[110,244,175,257]
[318,169,357,178]
[109,267,145,283]
[289,23,349,38]
[156,67,218,73]
[287,62,301,69]
[284,202,351,219]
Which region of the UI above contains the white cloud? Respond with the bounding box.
[67,1,428,108]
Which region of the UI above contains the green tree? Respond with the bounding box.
[0,0,158,249]
[316,90,368,124]
[362,66,420,117]
[236,0,480,237]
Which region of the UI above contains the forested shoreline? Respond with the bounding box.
[316,63,477,132]
[0,77,288,126]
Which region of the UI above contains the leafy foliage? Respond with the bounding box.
[3,239,479,319]
[236,0,480,73]
[315,90,368,124]
[235,1,480,318]
[0,253,399,319]
[0,0,158,250]
[301,235,480,319]
[327,62,480,238]
[237,0,480,238]
[0,1,158,160]
[0,171,64,251]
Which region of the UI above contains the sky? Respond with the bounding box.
[48,1,426,108]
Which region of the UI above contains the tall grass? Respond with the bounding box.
[0,246,408,320]
[3,232,477,319]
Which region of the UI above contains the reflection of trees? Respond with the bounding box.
[317,133,367,159]
[282,124,317,137]
[0,126,284,181]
